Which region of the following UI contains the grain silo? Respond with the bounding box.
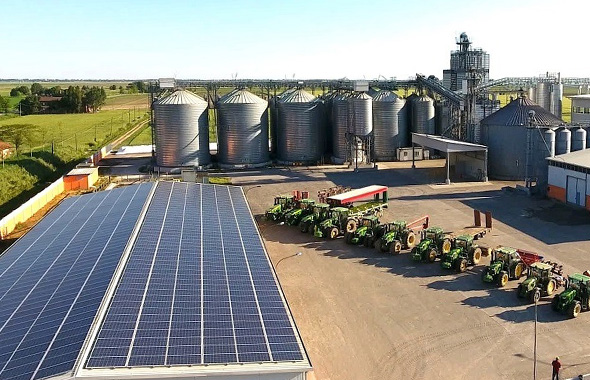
[572,127,587,151]
[372,91,408,160]
[347,92,373,136]
[556,128,571,155]
[331,93,350,162]
[480,93,564,181]
[153,89,210,167]
[411,95,435,134]
[276,89,325,164]
[535,82,551,112]
[216,89,269,166]
[550,82,563,118]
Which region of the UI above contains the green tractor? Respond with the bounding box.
[314,207,351,239]
[440,235,483,272]
[299,203,331,233]
[482,246,529,287]
[284,198,316,226]
[375,220,418,254]
[410,227,452,262]
[551,273,590,318]
[517,262,565,303]
[344,216,381,246]
[265,195,296,222]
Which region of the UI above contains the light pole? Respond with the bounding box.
[275,252,303,270]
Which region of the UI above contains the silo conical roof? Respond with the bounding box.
[279,89,317,103]
[154,89,207,105]
[218,89,266,104]
[480,94,564,126]
[373,90,399,102]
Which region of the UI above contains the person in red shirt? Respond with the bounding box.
[552,357,562,380]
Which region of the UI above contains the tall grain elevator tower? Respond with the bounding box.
[443,33,490,93]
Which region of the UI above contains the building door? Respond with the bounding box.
[566,176,586,207]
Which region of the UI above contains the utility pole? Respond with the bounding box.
[75,133,78,151]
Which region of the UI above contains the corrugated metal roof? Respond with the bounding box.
[372,90,399,102]
[154,89,207,105]
[480,94,564,126]
[568,94,590,100]
[218,89,267,104]
[278,88,317,103]
[67,167,98,176]
[350,92,372,100]
[548,149,590,170]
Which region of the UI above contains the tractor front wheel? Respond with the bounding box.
[529,288,541,304]
[441,238,452,254]
[427,248,437,263]
[456,258,468,273]
[471,247,482,265]
[514,263,524,279]
[569,301,582,318]
[546,279,556,295]
[391,240,402,255]
[329,227,339,240]
[406,231,416,248]
[498,271,509,287]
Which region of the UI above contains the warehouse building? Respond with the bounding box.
[0,181,311,380]
[569,94,590,125]
[547,149,590,209]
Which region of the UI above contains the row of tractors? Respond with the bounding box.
[264,187,590,318]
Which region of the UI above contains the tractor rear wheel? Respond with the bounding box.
[529,288,541,303]
[300,222,309,233]
[441,238,452,254]
[363,236,370,247]
[517,284,524,298]
[471,247,482,265]
[498,271,509,287]
[375,238,384,252]
[569,301,582,318]
[344,232,353,244]
[346,219,357,233]
[551,296,560,311]
[546,279,556,295]
[514,263,524,279]
[391,240,402,255]
[427,248,437,263]
[456,258,468,273]
[405,231,417,248]
[366,236,375,248]
[329,227,339,240]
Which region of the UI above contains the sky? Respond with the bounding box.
[2,0,589,80]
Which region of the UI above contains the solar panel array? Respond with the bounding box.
[0,183,152,380]
[87,181,305,368]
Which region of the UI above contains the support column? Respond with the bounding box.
[483,149,488,182]
[446,153,451,185]
[412,142,416,169]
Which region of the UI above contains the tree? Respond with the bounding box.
[30,83,44,95]
[10,85,30,97]
[109,84,117,90]
[45,86,62,97]
[82,86,107,113]
[19,96,41,115]
[0,124,40,155]
[60,86,83,113]
[130,81,146,93]
[0,95,10,113]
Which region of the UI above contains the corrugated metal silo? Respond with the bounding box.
[572,127,587,151]
[544,128,556,158]
[435,102,450,136]
[412,95,435,134]
[550,82,563,118]
[347,92,373,136]
[216,89,269,166]
[536,82,551,112]
[528,87,536,103]
[276,89,325,163]
[269,95,278,156]
[372,91,408,160]
[331,93,349,161]
[153,89,210,167]
[556,128,571,155]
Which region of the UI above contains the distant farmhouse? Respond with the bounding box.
[0,140,12,159]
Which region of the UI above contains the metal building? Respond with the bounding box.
[442,33,490,92]
[480,93,564,183]
[372,91,408,160]
[216,89,269,166]
[276,89,325,164]
[547,149,590,209]
[569,94,590,125]
[153,89,210,167]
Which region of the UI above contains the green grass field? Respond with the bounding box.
[124,123,153,146]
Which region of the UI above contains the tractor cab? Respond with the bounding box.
[330,207,350,222]
[313,203,330,218]
[454,235,473,250]
[493,246,519,264]
[362,216,379,228]
[392,220,407,232]
[424,226,444,241]
[299,198,315,209]
[528,262,553,280]
[274,195,295,206]
[568,273,590,291]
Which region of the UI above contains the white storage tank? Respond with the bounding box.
[572,127,587,151]
[556,128,571,155]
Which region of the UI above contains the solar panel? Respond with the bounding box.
[0,183,152,380]
[86,182,306,369]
